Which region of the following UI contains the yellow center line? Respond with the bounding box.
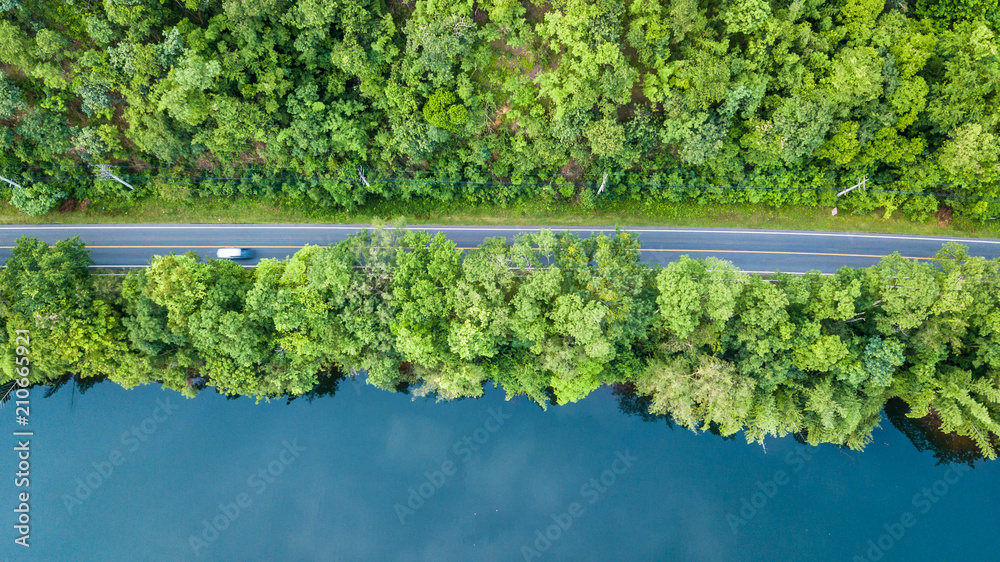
[635,248,930,260]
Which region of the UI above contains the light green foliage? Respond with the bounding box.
[85,14,118,46]
[143,253,210,333]
[273,230,407,392]
[794,333,851,373]
[138,251,311,397]
[887,77,929,130]
[771,95,834,164]
[73,126,106,159]
[74,78,114,118]
[723,276,795,389]
[33,29,69,61]
[926,22,1000,133]
[155,50,222,126]
[585,116,626,159]
[672,50,732,112]
[880,15,936,80]
[0,237,126,383]
[723,0,771,35]
[406,13,476,87]
[824,46,883,107]
[511,230,653,404]
[391,231,462,369]
[839,0,885,42]
[937,122,1000,182]
[277,83,334,159]
[866,254,939,334]
[103,0,167,41]
[667,0,702,44]
[536,0,637,120]
[446,237,516,361]
[655,256,747,347]
[637,354,755,436]
[915,0,1000,36]
[626,0,671,65]
[120,266,198,393]
[423,88,468,131]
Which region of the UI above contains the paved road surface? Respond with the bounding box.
[2,224,999,273]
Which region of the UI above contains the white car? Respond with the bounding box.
[216,248,254,260]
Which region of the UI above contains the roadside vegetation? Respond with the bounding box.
[2,0,1000,220]
[3,230,999,459]
[2,197,1000,240]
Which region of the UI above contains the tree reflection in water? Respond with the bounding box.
[614,383,999,458]
[612,382,675,427]
[612,382,741,441]
[283,371,349,405]
[884,398,999,467]
[29,377,1000,462]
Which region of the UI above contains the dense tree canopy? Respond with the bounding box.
[2,231,998,458]
[2,0,1000,218]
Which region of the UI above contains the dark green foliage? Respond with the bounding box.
[0,70,25,119]
[1,2,1000,216]
[9,183,67,215]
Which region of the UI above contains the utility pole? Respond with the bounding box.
[94,164,134,190]
[358,166,370,188]
[0,175,22,189]
[836,175,867,197]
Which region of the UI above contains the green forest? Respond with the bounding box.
[2,0,1000,218]
[2,230,999,458]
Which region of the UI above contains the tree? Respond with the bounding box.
[154,49,222,127]
[423,88,469,132]
[390,230,474,396]
[654,256,747,349]
[511,230,653,404]
[722,0,770,35]
[637,353,756,436]
[0,237,127,383]
[865,254,939,335]
[266,229,408,392]
[9,184,67,216]
[0,70,25,119]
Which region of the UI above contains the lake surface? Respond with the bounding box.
[6,379,999,561]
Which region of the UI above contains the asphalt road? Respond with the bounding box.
[2,224,1000,274]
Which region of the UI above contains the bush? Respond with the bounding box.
[423,88,468,132]
[10,184,67,216]
[154,179,194,202]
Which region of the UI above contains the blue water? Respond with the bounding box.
[6,381,998,561]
